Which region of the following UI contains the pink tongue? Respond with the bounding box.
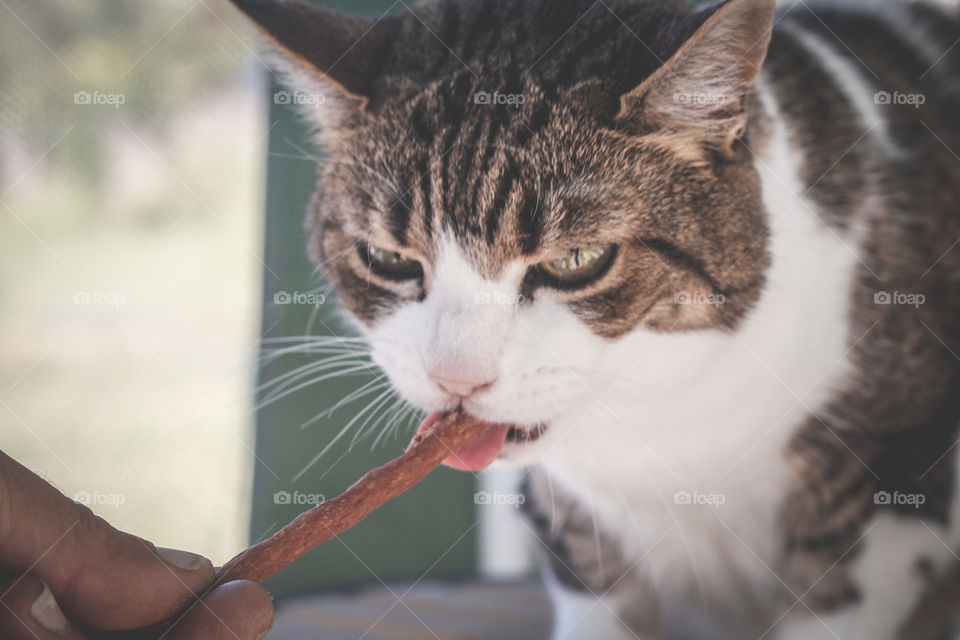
[415,411,510,472]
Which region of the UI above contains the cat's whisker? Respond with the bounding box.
[349,388,401,450]
[300,374,388,430]
[257,353,370,396]
[258,337,369,364]
[391,403,423,443]
[291,386,397,482]
[312,386,396,459]
[259,344,367,359]
[369,407,402,451]
[366,395,413,450]
[260,335,366,344]
[253,364,374,411]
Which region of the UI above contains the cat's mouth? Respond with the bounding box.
[506,425,547,444]
[415,411,547,472]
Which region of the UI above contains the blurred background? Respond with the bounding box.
[0,0,265,560]
[0,0,533,623]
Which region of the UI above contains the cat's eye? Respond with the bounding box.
[538,244,617,285]
[363,244,424,281]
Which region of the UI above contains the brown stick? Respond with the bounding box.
[88,410,486,639]
[216,409,485,583]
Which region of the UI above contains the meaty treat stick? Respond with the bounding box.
[217,409,486,583]
[87,410,488,639]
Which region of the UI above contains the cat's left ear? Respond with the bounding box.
[617,0,775,150]
[229,0,394,132]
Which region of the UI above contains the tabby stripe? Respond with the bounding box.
[416,154,434,239]
[439,122,462,222]
[387,189,413,244]
[518,189,543,254]
[640,237,724,295]
[409,97,433,144]
[515,101,552,147]
[485,157,515,245]
[465,121,501,232]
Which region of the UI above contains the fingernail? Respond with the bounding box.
[254,613,274,640]
[30,583,71,633]
[156,547,208,571]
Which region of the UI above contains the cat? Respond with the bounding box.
[229,0,960,637]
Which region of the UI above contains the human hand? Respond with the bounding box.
[0,451,273,639]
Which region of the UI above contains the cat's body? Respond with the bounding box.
[231,0,960,637]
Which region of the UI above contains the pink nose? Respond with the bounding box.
[429,373,496,397]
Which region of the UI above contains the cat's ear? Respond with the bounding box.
[616,0,774,149]
[229,0,393,125]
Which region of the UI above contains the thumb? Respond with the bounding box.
[0,574,85,640]
[0,451,215,630]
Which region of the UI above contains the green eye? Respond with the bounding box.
[538,244,616,285]
[364,245,423,280]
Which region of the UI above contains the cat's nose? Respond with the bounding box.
[429,372,496,397]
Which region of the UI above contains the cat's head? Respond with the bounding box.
[234,0,774,468]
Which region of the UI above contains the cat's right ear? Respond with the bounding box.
[616,0,774,151]
[229,0,393,126]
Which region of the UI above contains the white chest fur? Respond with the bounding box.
[537,84,864,622]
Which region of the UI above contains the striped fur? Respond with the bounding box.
[229,0,960,637]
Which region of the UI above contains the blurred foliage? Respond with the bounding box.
[0,0,257,216]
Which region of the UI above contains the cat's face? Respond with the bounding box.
[234,0,775,466]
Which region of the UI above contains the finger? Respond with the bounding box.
[168,580,274,640]
[0,574,85,640]
[0,451,215,629]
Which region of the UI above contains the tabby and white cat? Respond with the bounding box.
[231,0,960,637]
